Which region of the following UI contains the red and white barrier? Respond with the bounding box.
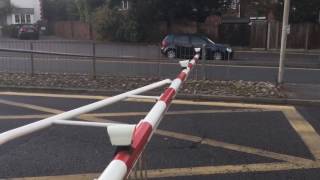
[98,49,201,180]
[0,49,200,180]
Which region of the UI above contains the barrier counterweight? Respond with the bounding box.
[99,51,201,180]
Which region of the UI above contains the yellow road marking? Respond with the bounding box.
[145,162,320,179]
[0,114,50,120]
[5,173,99,180]
[0,92,107,100]
[0,91,293,110]
[7,162,320,180]
[0,98,316,165]
[0,99,62,114]
[88,109,269,118]
[283,108,320,160]
[155,130,315,165]
[171,100,294,111]
[2,92,320,178]
[0,109,271,121]
[0,99,116,124]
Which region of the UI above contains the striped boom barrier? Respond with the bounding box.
[98,49,201,180]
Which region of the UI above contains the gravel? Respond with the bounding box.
[0,73,285,98]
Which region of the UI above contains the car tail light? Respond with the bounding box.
[162,40,169,48]
[20,27,27,32]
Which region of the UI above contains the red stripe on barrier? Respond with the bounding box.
[177,71,187,81]
[131,122,153,151]
[159,88,176,105]
[188,63,193,69]
[114,122,152,170]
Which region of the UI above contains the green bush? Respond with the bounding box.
[94,6,141,42]
[1,24,19,37]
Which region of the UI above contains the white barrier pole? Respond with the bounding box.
[0,79,171,146]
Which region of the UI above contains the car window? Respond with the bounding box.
[164,35,173,42]
[174,35,189,44]
[22,25,34,29]
[191,36,207,46]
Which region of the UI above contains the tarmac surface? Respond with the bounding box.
[0,92,320,180]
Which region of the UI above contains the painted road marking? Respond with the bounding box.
[0,114,50,120]
[283,108,320,160]
[156,129,315,165]
[0,99,312,164]
[6,162,320,180]
[0,91,294,110]
[0,99,62,114]
[4,173,99,180]
[0,92,108,100]
[0,105,269,122]
[0,99,115,124]
[1,93,320,179]
[87,109,270,118]
[0,109,267,120]
[144,162,320,179]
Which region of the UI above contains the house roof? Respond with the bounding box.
[12,8,34,14]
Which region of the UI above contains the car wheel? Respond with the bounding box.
[167,50,176,59]
[213,52,223,60]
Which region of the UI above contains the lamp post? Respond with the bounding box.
[277,0,291,86]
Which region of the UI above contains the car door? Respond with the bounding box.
[174,35,192,59]
[191,36,209,59]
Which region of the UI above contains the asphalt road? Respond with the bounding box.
[1,55,320,84]
[1,92,320,180]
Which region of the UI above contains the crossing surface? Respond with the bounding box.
[0,92,320,179]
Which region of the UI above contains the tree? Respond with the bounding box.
[74,0,105,23]
[239,0,320,23]
[128,0,232,39]
[289,0,320,23]
[42,0,79,21]
[94,0,233,42]
[240,0,274,18]
[0,0,14,17]
[94,6,140,41]
[42,0,105,22]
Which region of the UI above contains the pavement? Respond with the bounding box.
[1,92,320,180]
[283,83,320,101]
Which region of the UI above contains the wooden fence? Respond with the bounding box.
[251,21,320,49]
[53,20,320,50]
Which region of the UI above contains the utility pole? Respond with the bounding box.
[277,0,290,85]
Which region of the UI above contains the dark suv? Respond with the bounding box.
[161,34,233,60]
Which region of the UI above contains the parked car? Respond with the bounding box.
[17,24,39,40]
[161,34,233,60]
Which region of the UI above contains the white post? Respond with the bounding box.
[277,0,290,85]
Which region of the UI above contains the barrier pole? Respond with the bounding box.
[99,49,201,180]
[0,79,171,146]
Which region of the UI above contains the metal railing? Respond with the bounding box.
[0,42,207,80]
[0,40,236,81]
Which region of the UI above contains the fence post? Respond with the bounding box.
[201,44,206,80]
[304,23,310,51]
[92,42,96,79]
[266,21,271,50]
[275,21,280,49]
[30,42,34,76]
